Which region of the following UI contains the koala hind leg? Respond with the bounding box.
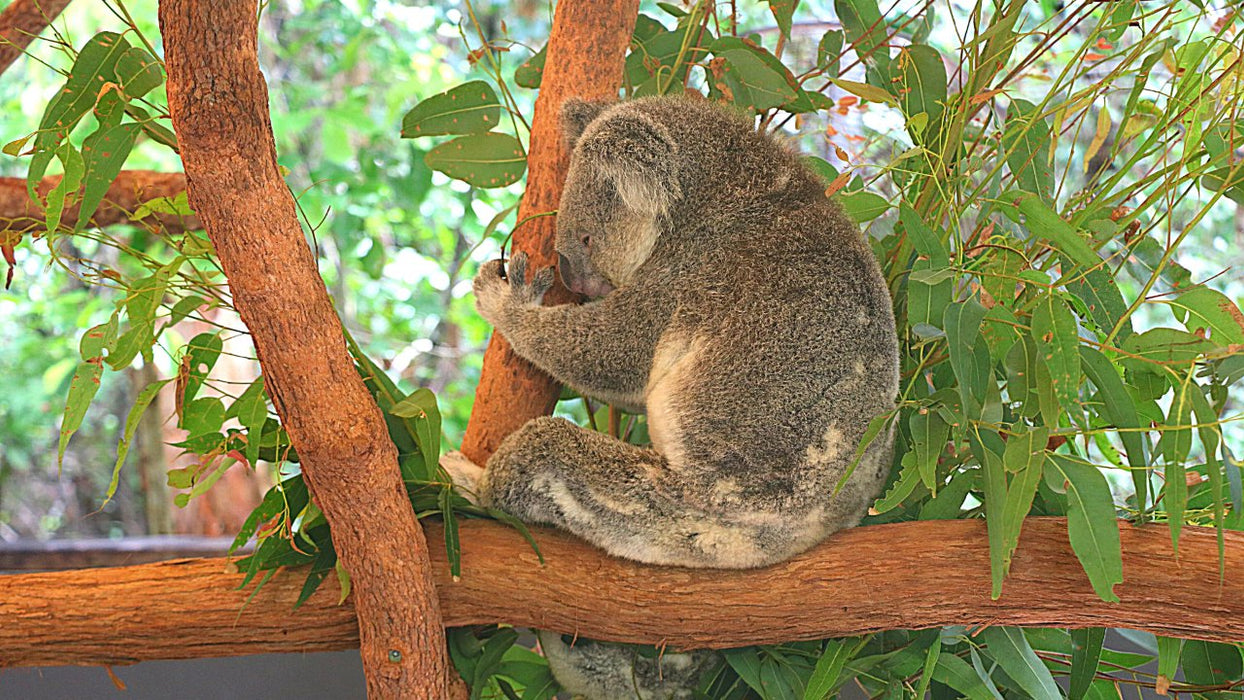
[481,416,760,567]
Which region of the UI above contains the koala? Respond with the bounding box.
[456,96,899,698]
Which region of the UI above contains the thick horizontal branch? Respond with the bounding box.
[0,171,198,235]
[2,517,1242,667]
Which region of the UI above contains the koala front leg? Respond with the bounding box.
[473,253,667,409]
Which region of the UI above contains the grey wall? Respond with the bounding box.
[0,651,365,699]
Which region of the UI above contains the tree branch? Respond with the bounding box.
[0,171,198,235]
[3,518,1243,668]
[0,0,72,76]
[460,0,641,464]
[158,0,451,695]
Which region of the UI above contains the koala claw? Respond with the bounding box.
[472,254,553,326]
[440,450,484,505]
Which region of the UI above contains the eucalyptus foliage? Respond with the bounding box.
[4,0,1244,697]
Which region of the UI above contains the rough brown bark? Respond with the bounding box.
[0,171,198,234]
[459,0,641,464]
[0,0,72,75]
[157,1,451,697]
[4,518,1244,667]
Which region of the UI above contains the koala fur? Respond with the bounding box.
[465,96,899,697]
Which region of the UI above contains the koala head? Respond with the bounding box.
[554,98,682,297]
[553,97,809,297]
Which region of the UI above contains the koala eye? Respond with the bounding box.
[580,234,591,247]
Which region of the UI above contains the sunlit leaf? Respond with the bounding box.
[424,132,526,188]
[401,81,501,138]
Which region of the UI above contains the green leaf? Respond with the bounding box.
[1080,346,1149,517]
[182,397,225,437]
[766,0,798,38]
[887,44,947,139]
[108,378,171,502]
[978,627,1061,699]
[1069,627,1104,700]
[424,132,526,188]
[1156,636,1181,694]
[816,30,844,78]
[826,77,898,106]
[514,45,546,89]
[391,387,442,474]
[115,46,163,98]
[915,637,941,700]
[804,638,862,700]
[58,359,104,469]
[899,204,949,267]
[1067,267,1132,342]
[873,453,922,513]
[1181,640,1243,690]
[837,190,890,222]
[1031,293,1081,416]
[724,648,765,694]
[833,0,890,71]
[79,314,119,360]
[1045,456,1123,601]
[1159,379,1194,552]
[28,32,133,193]
[1167,286,1244,346]
[401,81,502,138]
[907,259,952,332]
[77,122,142,231]
[230,377,269,468]
[931,652,998,700]
[1001,191,1099,269]
[945,299,990,415]
[181,332,223,405]
[44,143,85,234]
[719,48,799,110]
[998,427,1047,583]
[440,486,461,579]
[909,409,949,493]
[1001,100,1054,199]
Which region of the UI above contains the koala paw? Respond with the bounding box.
[472,252,554,327]
[439,451,485,505]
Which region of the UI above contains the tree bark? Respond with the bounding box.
[459,0,641,464]
[0,0,73,75]
[157,1,451,697]
[4,518,1244,667]
[0,171,198,234]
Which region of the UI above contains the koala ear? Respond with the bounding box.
[561,98,611,150]
[575,109,681,218]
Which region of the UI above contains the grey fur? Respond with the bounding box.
[469,96,900,698]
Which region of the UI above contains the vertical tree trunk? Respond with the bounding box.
[459,0,642,464]
[158,1,452,696]
[129,363,172,535]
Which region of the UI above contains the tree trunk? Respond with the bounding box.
[128,363,172,535]
[157,1,451,696]
[0,0,73,75]
[459,0,641,464]
[3,518,1244,668]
